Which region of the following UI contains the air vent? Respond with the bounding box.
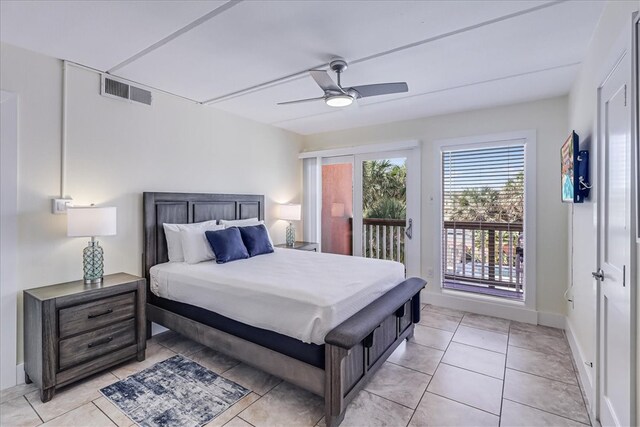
[101,75,152,106]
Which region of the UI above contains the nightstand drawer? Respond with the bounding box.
[58,292,135,338]
[59,318,136,370]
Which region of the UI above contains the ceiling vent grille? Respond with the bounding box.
[101,75,152,106]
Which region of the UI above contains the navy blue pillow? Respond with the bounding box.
[205,227,249,264]
[239,224,274,257]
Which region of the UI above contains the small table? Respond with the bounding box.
[275,241,318,252]
[23,273,146,402]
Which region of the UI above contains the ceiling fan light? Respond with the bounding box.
[325,95,353,107]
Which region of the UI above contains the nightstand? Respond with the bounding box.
[24,273,146,402]
[275,241,318,251]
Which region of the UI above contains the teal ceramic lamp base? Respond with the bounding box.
[83,238,104,284]
[286,222,296,246]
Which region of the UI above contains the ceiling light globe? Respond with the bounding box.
[326,95,353,107]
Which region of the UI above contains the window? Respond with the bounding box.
[442,144,525,300]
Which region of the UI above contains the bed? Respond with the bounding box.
[143,192,426,426]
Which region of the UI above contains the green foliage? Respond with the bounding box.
[447,171,524,223]
[362,160,406,219]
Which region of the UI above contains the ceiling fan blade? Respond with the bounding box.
[309,70,343,93]
[277,96,325,105]
[349,82,408,98]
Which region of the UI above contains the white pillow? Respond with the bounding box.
[219,218,260,227]
[180,224,225,264]
[163,220,218,262]
[219,218,273,245]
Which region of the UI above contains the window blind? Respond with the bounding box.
[441,144,525,296]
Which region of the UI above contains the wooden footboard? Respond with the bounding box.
[323,277,426,427]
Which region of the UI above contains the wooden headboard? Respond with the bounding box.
[142,192,265,280]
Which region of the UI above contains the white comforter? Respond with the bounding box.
[150,248,405,344]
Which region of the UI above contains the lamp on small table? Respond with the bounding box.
[67,205,117,284]
[279,204,301,246]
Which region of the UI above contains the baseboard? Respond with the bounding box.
[565,318,596,422]
[151,322,169,336]
[423,290,538,324]
[537,310,567,329]
[16,363,24,386]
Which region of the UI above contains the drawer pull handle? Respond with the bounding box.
[88,309,113,319]
[87,336,113,348]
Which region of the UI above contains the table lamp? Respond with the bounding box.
[279,204,301,246]
[67,205,117,284]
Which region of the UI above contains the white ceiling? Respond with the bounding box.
[0,0,604,135]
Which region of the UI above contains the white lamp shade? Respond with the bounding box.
[279,204,301,221]
[67,206,117,237]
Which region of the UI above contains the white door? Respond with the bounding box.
[596,48,634,427]
[353,149,421,277]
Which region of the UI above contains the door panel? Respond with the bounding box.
[598,49,632,427]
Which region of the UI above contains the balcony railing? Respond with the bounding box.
[443,221,524,298]
[362,218,406,263]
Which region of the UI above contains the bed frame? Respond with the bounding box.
[143,192,426,426]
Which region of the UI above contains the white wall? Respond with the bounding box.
[566,1,639,419]
[303,96,569,320]
[1,91,18,389]
[0,43,304,364]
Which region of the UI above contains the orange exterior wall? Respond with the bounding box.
[321,163,353,255]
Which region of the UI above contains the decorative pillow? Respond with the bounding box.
[219,218,273,245]
[163,220,218,262]
[205,227,250,264]
[180,225,225,264]
[239,224,274,257]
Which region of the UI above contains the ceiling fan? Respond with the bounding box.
[278,58,408,107]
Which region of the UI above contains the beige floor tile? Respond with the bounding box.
[40,402,115,427]
[205,393,260,427]
[422,304,466,321]
[409,392,499,426]
[154,330,206,356]
[110,343,176,379]
[501,399,589,426]
[223,417,253,427]
[510,322,565,339]
[340,389,413,427]
[509,329,570,356]
[0,396,42,427]
[1,383,38,404]
[452,325,508,353]
[412,325,453,350]
[93,396,134,427]
[238,382,323,427]
[427,364,502,415]
[26,372,119,422]
[221,363,282,396]
[461,313,510,334]
[388,341,444,375]
[189,347,240,374]
[364,362,431,409]
[507,346,577,385]
[419,311,460,332]
[503,369,589,424]
[442,342,506,379]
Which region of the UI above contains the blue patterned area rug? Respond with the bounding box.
[100,354,250,427]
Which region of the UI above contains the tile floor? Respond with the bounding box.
[0,304,592,427]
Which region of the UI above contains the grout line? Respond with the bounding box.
[425,390,502,418]
[449,339,507,356]
[455,323,510,336]
[364,389,418,411]
[438,361,504,381]
[504,366,580,387]
[502,398,591,426]
[498,321,512,426]
[507,341,571,358]
[92,400,118,427]
[386,360,438,377]
[24,395,44,425]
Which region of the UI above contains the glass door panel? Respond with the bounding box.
[321,157,353,255]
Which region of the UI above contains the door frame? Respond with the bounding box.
[0,90,18,390]
[300,140,421,275]
[353,148,421,277]
[595,16,638,425]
